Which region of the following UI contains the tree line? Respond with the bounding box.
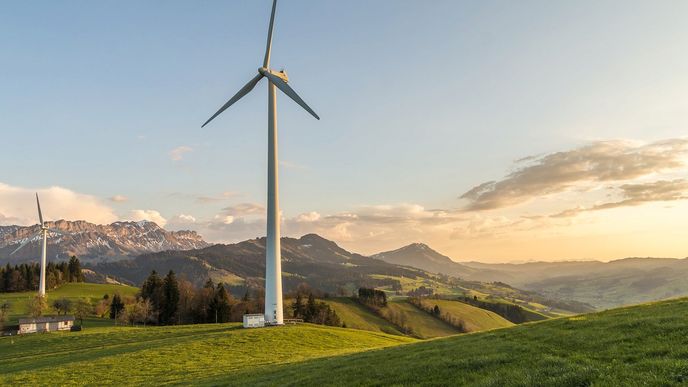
[456,295,530,324]
[291,291,341,326]
[103,270,263,326]
[0,256,84,292]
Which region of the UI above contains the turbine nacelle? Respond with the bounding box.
[258,67,289,83]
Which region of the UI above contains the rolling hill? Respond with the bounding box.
[0,283,138,324]
[234,297,688,385]
[3,296,688,385]
[0,322,415,386]
[320,298,403,336]
[420,299,514,332]
[91,234,580,316]
[463,258,688,308]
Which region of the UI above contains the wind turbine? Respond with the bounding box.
[10,194,64,297]
[201,0,319,325]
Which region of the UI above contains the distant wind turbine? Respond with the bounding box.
[11,194,65,297]
[201,0,319,325]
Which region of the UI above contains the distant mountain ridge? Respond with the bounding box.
[0,220,209,263]
[372,243,509,281]
[372,243,688,309]
[93,233,429,290]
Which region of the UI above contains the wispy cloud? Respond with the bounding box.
[169,146,193,161]
[551,179,688,218]
[460,138,688,211]
[109,194,128,203]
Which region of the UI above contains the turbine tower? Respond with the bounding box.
[201,0,319,325]
[11,194,64,297]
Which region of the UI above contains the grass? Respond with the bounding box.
[233,297,688,386]
[1,283,138,324]
[3,297,688,385]
[385,300,461,339]
[426,299,514,332]
[0,323,415,386]
[322,298,403,335]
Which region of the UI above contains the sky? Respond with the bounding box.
[1,0,687,262]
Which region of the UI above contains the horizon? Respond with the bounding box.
[2,0,688,262]
[3,217,685,264]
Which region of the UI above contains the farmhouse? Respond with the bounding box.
[243,314,265,328]
[19,316,75,334]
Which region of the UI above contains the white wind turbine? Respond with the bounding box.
[201,0,319,325]
[10,193,64,297]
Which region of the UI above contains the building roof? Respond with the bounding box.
[19,315,75,324]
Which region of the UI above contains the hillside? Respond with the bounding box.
[0,323,415,386]
[0,283,138,324]
[373,242,688,309]
[234,297,688,385]
[320,298,403,336]
[0,220,208,263]
[421,299,514,332]
[3,297,688,385]
[463,258,688,308]
[91,234,582,316]
[382,300,461,338]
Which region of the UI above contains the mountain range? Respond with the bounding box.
[373,244,688,309]
[0,220,208,263]
[2,220,686,309]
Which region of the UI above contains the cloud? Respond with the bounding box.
[551,179,688,217]
[128,209,167,227]
[460,138,688,211]
[169,146,193,161]
[221,203,265,217]
[109,195,128,203]
[195,191,240,204]
[0,182,119,226]
[295,212,321,222]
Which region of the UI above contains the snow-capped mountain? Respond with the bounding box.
[0,220,209,263]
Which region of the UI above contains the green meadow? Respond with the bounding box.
[236,298,688,386]
[0,283,138,324]
[0,323,414,386]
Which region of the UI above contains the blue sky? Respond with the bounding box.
[2,1,687,261]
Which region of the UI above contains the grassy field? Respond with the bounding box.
[384,300,461,339]
[3,297,688,385]
[426,299,514,332]
[1,283,138,324]
[234,297,688,385]
[0,323,415,386]
[322,298,403,335]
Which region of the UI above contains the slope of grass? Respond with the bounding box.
[384,300,461,339]
[0,323,415,386]
[322,298,403,335]
[427,299,514,332]
[234,298,688,385]
[1,283,138,324]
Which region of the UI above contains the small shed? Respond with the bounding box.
[243,314,265,328]
[18,316,75,334]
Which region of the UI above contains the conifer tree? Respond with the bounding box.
[160,270,180,325]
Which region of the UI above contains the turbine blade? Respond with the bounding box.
[10,232,40,255]
[202,73,264,128]
[263,72,320,120]
[36,193,44,225]
[263,0,278,68]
